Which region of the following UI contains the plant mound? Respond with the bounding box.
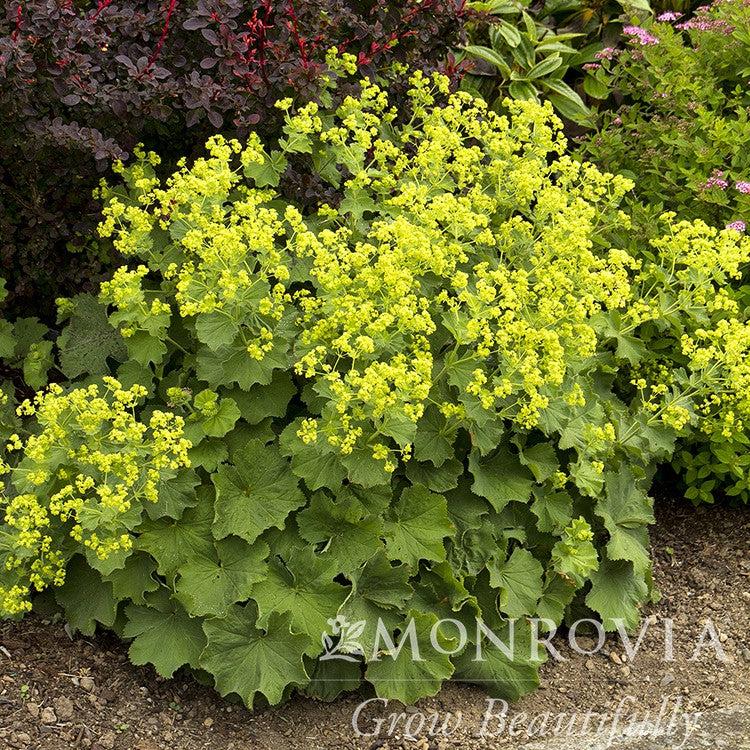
[1,71,749,707]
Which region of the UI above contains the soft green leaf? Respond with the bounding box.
[195,312,238,351]
[212,439,305,545]
[55,556,118,636]
[176,537,269,617]
[104,553,159,605]
[597,470,654,574]
[366,611,455,704]
[124,597,206,678]
[279,421,348,491]
[297,491,385,572]
[252,547,348,648]
[57,295,127,378]
[200,602,309,708]
[586,559,648,631]
[488,548,543,618]
[383,485,454,567]
[137,491,216,579]
[339,551,413,655]
[454,620,542,700]
[469,446,534,512]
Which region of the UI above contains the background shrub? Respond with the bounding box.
[0,0,467,319]
[581,0,750,228]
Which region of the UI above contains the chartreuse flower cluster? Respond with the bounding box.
[4,69,750,709]
[0,378,190,616]
[616,217,750,503]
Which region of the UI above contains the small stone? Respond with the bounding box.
[585,659,595,671]
[25,702,39,718]
[660,672,675,687]
[741,648,750,663]
[621,665,631,678]
[98,732,116,750]
[14,732,31,746]
[203,718,214,728]
[80,677,95,693]
[40,707,57,725]
[54,696,75,721]
[609,652,622,665]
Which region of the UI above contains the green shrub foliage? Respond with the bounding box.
[2,70,750,707]
[583,0,750,228]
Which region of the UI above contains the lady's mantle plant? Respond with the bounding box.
[2,67,749,706]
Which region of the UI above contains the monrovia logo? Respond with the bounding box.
[320,615,729,664]
[321,616,367,662]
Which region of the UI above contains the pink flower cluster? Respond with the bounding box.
[726,221,747,232]
[701,174,750,192]
[623,25,660,45]
[702,170,729,190]
[656,11,683,21]
[675,18,735,32]
[595,47,617,60]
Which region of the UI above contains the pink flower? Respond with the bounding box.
[623,25,660,45]
[735,181,750,194]
[702,170,729,190]
[595,47,617,60]
[676,18,734,32]
[657,11,682,20]
[726,221,747,232]
[583,62,601,70]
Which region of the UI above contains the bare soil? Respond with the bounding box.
[1,497,749,750]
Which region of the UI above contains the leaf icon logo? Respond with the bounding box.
[320,616,366,661]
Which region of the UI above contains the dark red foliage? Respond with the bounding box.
[0,0,467,318]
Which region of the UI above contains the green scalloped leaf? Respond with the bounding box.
[200,602,310,708]
[123,596,206,678]
[297,491,385,572]
[279,421,347,491]
[487,547,543,619]
[469,445,534,512]
[252,547,348,649]
[365,610,455,704]
[104,553,159,605]
[55,556,118,636]
[176,537,269,617]
[383,485,454,568]
[212,439,305,545]
[137,490,215,579]
[57,295,127,379]
[597,470,655,575]
[585,558,648,631]
[454,620,542,700]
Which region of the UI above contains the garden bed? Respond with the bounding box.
[1,496,748,750]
